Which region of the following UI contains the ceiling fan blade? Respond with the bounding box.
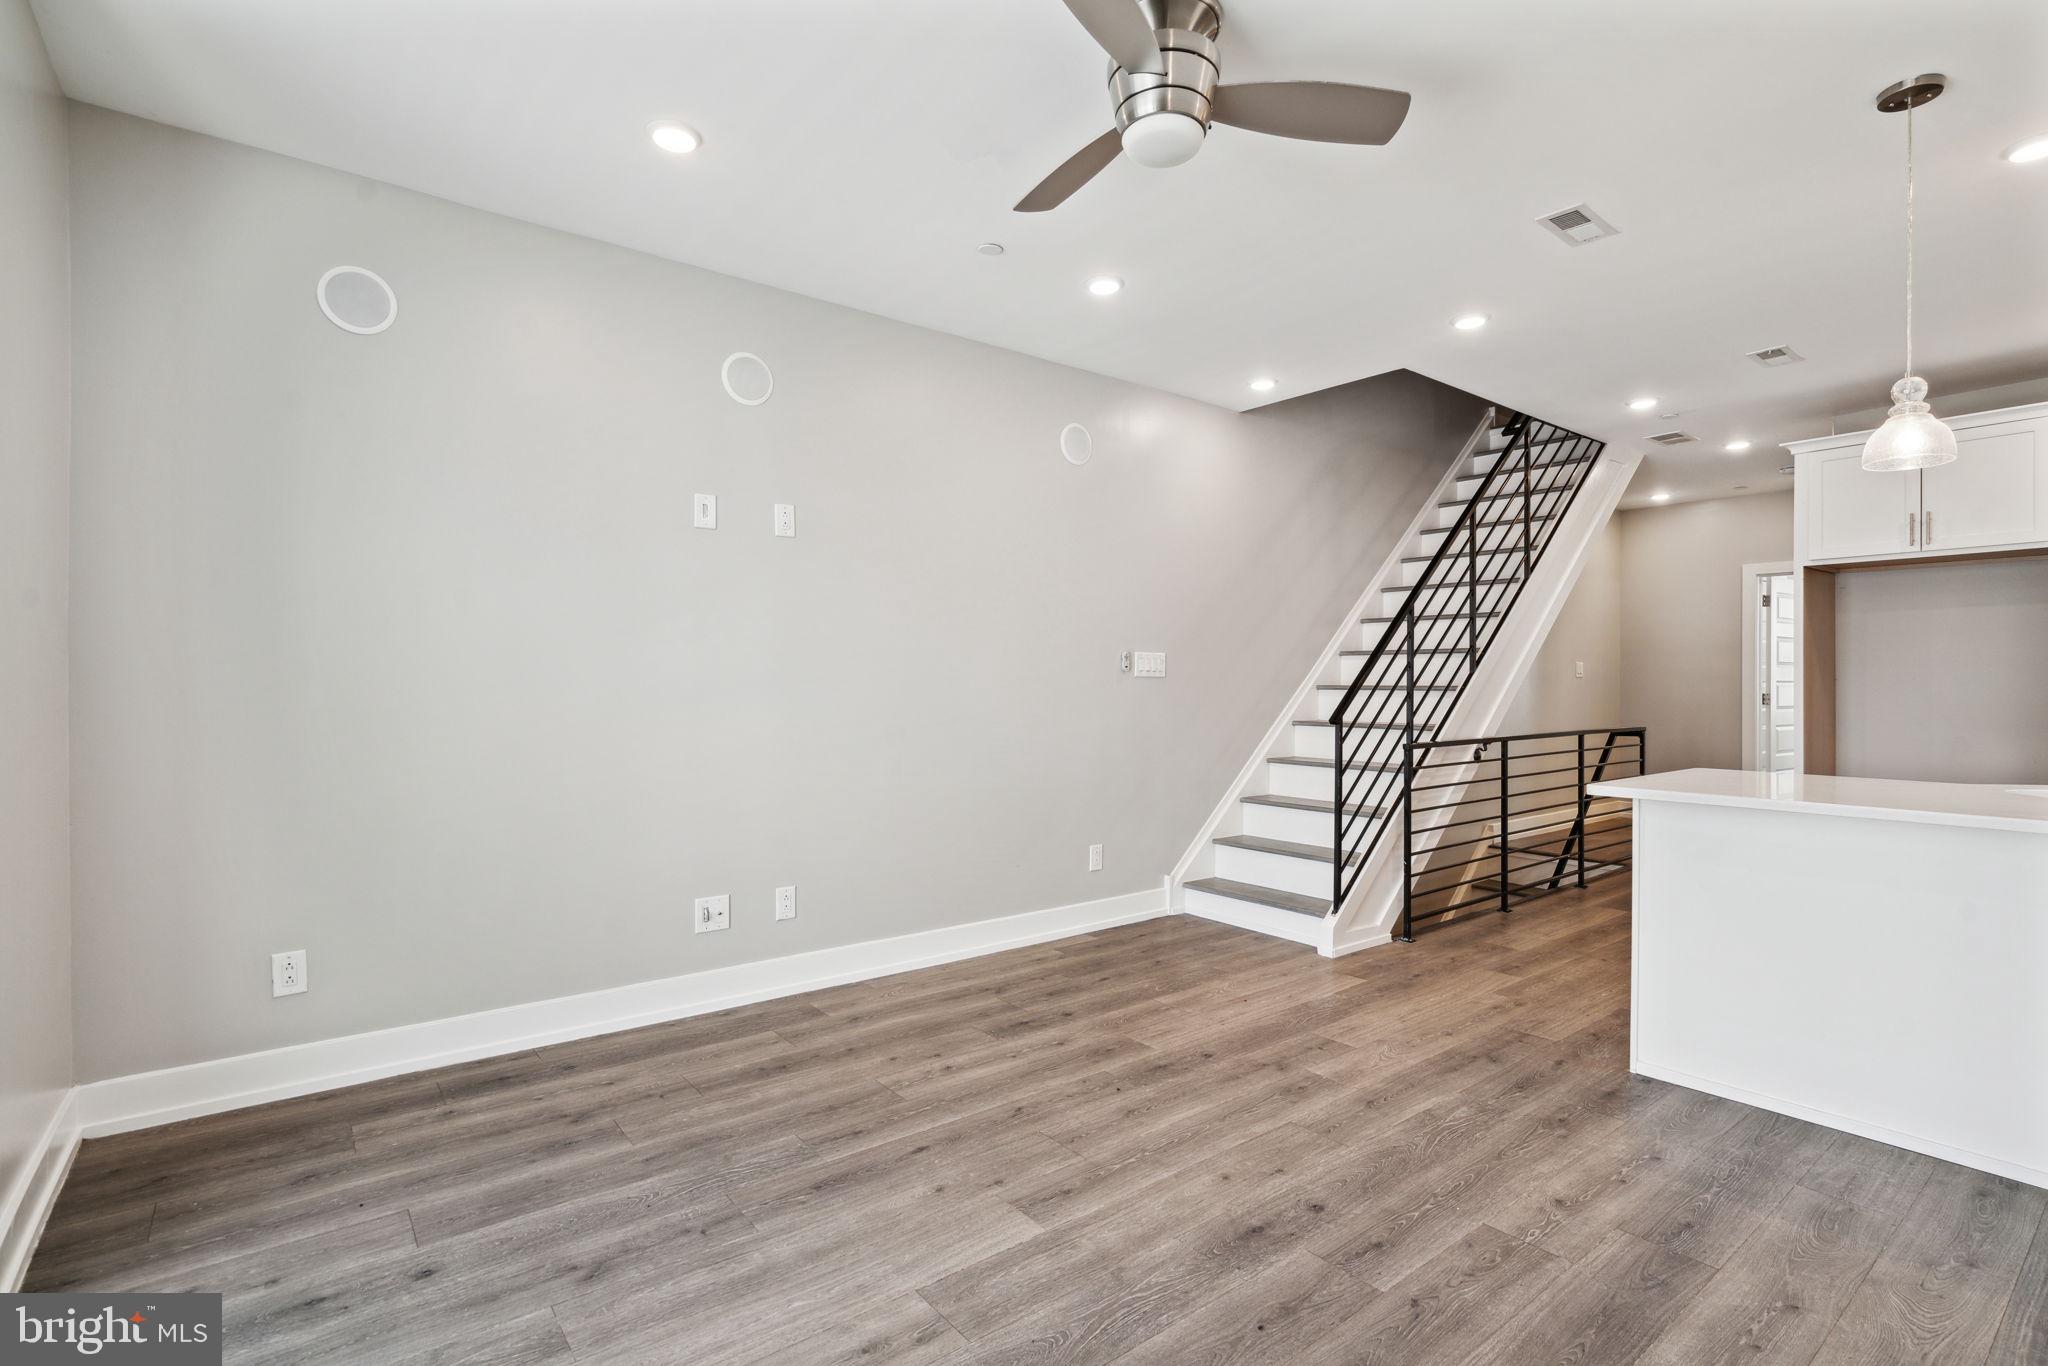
[1059,0,1164,75]
[1014,129,1124,212]
[1210,81,1412,145]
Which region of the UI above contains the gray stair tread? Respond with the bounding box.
[1243,792,1387,816]
[1362,611,1501,625]
[1292,715,1434,730]
[1341,648,1471,658]
[1320,682,1459,693]
[1268,754,1402,771]
[1184,877,1330,918]
[1398,576,1526,590]
[1214,833,1362,865]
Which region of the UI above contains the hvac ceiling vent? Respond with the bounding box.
[1646,431,1697,446]
[1747,344,1805,367]
[1537,203,1620,246]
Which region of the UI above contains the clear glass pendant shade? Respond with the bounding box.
[1861,375,1957,471]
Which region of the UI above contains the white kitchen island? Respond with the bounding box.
[1588,768,2048,1189]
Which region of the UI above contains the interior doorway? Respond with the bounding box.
[1742,564,1798,771]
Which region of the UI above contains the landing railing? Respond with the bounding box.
[1399,726,1646,940]
[1327,411,1606,914]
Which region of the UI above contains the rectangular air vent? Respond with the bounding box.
[1537,203,1620,246]
[1646,431,1696,446]
[1747,344,1805,367]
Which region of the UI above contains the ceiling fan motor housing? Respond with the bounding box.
[1109,0,1221,166]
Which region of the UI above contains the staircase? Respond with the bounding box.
[1173,408,1634,952]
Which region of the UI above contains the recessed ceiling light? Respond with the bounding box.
[1628,397,1659,412]
[977,242,1005,257]
[1452,314,1489,331]
[1248,377,1277,393]
[1087,276,1123,297]
[1649,492,1671,503]
[1724,439,1753,452]
[648,122,702,155]
[2004,134,2048,164]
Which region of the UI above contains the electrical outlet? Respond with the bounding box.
[693,894,731,934]
[773,504,796,537]
[775,885,797,921]
[1575,660,1585,679]
[1087,844,1103,872]
[1132,651,1167,678]
[693,493,717,529]
[271,949,307,998]
[1119,652,1133,674]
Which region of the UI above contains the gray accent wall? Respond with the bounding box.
[1835,559,2048,784]
[66,107,1484,1081]
[0,0,71,1218]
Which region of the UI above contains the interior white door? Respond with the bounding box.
[1920,425,2046,552]
[1761,573,1797,771]
[1804,448,1918,560]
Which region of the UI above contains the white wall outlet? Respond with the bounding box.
[693,493,717,529]
[775,885,797,921]
[1119,652,1133,674]
[693,894,731,934]
[271,949,307,997]
[773,504,796,537]
[1087,843,1103,872]
[1133,651,1167,678]
[1575,660,1585,679]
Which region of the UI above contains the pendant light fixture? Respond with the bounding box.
[1862,74,1956,473]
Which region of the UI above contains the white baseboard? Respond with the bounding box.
[1633,1060,2048,1192]
[76,888,1171,1141]
[1,1090,81,1291]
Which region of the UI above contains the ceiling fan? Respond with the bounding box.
[1016,0,1412,212]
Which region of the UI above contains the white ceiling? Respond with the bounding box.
[30,0,2048,507]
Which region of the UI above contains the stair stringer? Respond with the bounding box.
[1165,407,1500,945]
[1324,445,1642,956]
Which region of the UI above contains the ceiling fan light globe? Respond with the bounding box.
[1120,112,1206,168]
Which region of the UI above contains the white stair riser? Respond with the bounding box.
[1267,762,1404,800]
[1214,843,1336,899]
[1333,654,1470,688]
[1452,470,1582,503]
[1315,685,1467,721]
[1468,441,1578,476]
[1410,520,1550,560]
[1183,887,1325,944]
[1380,579,1525,616]
[1291,722,1407,761]
[1242,801,1351,845]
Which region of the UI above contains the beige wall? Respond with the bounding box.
[1617,493,1793,773]
[0,0,72,1227]
[1500,517,1622,737]
[67,107,1486,1081]
[1835,559,2048,783]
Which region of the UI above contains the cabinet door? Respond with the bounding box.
[1920,425,2047,552]
[1804,447,1918,561]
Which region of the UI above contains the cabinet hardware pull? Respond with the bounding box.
[1923,510,1932,545]
[1908,511,1917,546]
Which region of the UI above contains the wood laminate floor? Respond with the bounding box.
[28,882,2048,1365]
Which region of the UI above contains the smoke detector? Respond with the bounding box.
[1747,344,1805,367]
[1646,431,1697,446]
[1537,203,1620,246]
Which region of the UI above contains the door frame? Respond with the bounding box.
[1740,560,1796,771]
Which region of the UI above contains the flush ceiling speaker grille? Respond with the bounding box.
[316,266,397,334]
[1646,431,1697,446]
[1747,345,1806,367]
[1537,203,1619,246]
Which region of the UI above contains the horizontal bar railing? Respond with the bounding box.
[1398,726,1646,939]
[1328,409,1606,917]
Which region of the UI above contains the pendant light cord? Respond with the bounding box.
[1905,102,1915,380]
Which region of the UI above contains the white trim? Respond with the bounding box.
[1738,560,1794,771]
[1632,1059,2047,1192]
[74,888,1168,1140]
[1168,406,1498,903]
[1,1090,81,1291]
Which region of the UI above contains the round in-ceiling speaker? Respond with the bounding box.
[721,352,774,406]
[1060,423,1092,466]
[316,266,398,334]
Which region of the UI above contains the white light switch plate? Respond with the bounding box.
[773,504,796,537]
[693,493,717,529]
[693,894,731,933]
[1132,651,1167,678]
[775,885,797,921]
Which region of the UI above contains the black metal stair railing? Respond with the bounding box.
[1399,726,1646,940]
[1327,411,1606,915]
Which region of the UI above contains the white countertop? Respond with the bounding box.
[1589,768,2048,836]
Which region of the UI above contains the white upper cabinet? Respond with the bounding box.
[1790,403,2048,566]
